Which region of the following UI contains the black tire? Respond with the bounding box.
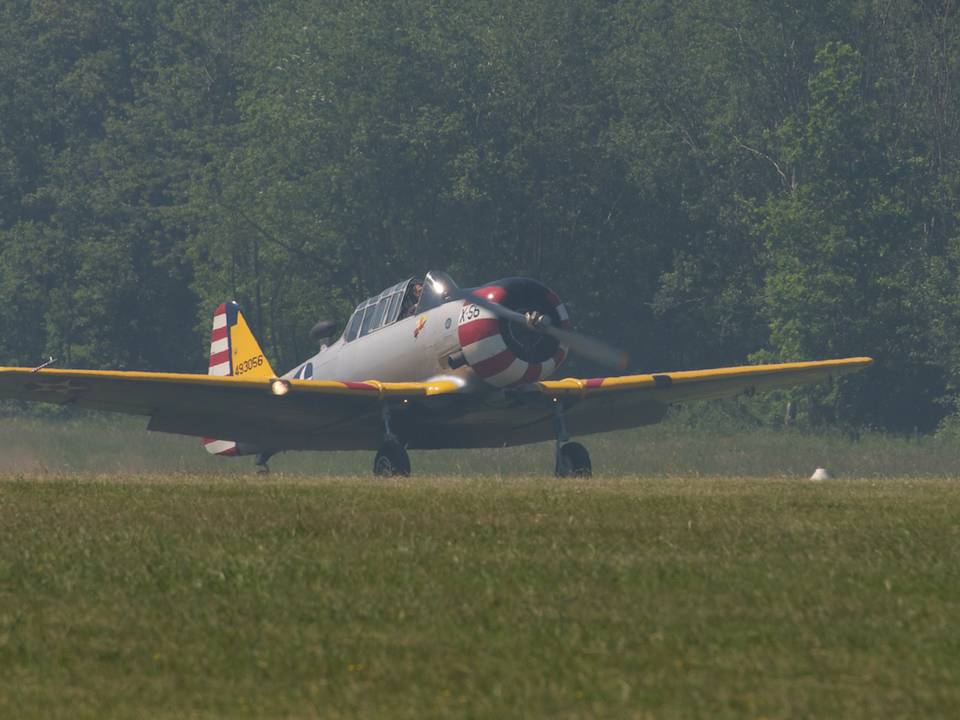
[373,439,411,477]
[556,442,592,478]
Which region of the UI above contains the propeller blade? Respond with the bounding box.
[541,325,628,371]
[455,291,629,370]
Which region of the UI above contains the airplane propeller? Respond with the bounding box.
[451,290,629,371]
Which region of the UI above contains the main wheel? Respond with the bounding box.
[556,442,592,478]
[373,439,411,477]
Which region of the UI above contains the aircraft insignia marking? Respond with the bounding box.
[414,315,427,338]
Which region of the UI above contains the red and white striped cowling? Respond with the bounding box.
[457,280,571,388]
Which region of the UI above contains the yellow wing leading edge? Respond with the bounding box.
[530,357,874,401]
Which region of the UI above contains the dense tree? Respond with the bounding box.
[1,0,959,432]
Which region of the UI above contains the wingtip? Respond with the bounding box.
[829,356,873,373]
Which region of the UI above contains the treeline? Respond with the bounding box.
[1,0,958,433]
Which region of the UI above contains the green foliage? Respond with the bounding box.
[1,1,960,432]
[754,41,947,429]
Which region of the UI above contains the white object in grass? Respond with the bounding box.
[809,467,832,481]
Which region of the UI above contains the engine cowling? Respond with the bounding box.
[457,277,571,387]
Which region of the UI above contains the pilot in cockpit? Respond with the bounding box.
[401,280,423,319]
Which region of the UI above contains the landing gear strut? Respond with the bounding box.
[553,400,592,477]
[374,404,411,477]
[254,450,277,474]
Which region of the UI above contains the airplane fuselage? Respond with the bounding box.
[282,276,571,394]
[286,301,472,386]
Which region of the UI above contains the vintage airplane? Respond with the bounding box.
[0,271,871,476]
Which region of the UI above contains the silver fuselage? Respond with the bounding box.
[284,301,476,387]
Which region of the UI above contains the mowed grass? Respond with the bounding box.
[1,475,959,718]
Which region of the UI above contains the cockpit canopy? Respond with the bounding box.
[343,278,411,342]
[342,271,460,343]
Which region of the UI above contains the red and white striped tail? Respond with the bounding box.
[208,303,232,376]
[203,303,237,456]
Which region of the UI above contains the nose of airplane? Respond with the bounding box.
[456,278,571,388]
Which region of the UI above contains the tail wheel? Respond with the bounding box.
[556,442,591,478]
[374,439,411,477]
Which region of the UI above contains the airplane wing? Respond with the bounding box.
[522,357,873,438]
[0,357,872,452]
[531,357,873,401]
[0,367,460,451]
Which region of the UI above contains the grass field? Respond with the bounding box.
[4,410,960,478]
[1,473,959,718]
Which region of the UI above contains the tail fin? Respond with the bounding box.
[207,301,275,379]
[203,301,274,456]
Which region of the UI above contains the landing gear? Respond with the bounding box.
[254,450,276,474]
[553,400,592,477]
[556,441,592,477]
[374,404,411,477]
[374,438,411,477]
